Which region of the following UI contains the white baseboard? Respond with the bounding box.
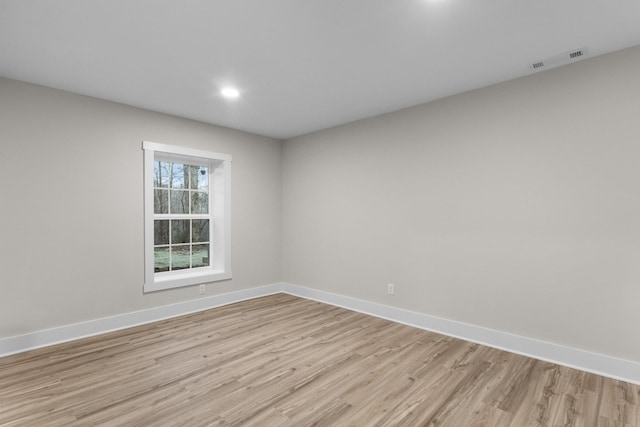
[3,281,639,386]
[281,283,640,386]
[0,283,284,358]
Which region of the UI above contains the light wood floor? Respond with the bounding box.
[1,294,638,426]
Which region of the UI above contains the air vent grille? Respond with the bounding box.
[569,50,585,59]
[529,46,588,72]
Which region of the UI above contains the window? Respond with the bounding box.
[143,141,231,292]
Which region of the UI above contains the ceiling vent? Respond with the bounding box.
[569,49,585,59]
[529,46,589,72]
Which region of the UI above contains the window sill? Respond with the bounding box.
[143,270,232,293]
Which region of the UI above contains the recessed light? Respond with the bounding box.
[220,87,240,99]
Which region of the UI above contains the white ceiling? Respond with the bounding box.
[1,1,639,140]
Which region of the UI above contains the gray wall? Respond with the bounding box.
[0,77,282,338]
[282,46,640,362]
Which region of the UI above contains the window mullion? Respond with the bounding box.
[168,219,173,271]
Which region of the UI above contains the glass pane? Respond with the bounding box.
[154,220,169,245]
[154,161,169,188]
[171,220,190,244]
[171,246,190,270]
[154,189,168,214]
[154,247,169,272]
[190,165,208,190]
[170,190,189,214]
[192,219,209,243]
[191,191,209,214]
[192,244,210,268]
[170,163,188,189]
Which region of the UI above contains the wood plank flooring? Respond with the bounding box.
[1,294,639,426]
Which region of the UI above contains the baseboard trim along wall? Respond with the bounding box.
[0,283,283,358]
[2,281,639,385]
[280,283,640,386]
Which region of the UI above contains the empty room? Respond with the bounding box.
[1,1,640,425]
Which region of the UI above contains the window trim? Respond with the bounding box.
[143,141,232,292]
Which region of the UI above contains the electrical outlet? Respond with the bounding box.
[387,283,395,295]
[199,284,206,295]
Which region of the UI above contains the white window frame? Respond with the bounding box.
[143,141,232,292]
